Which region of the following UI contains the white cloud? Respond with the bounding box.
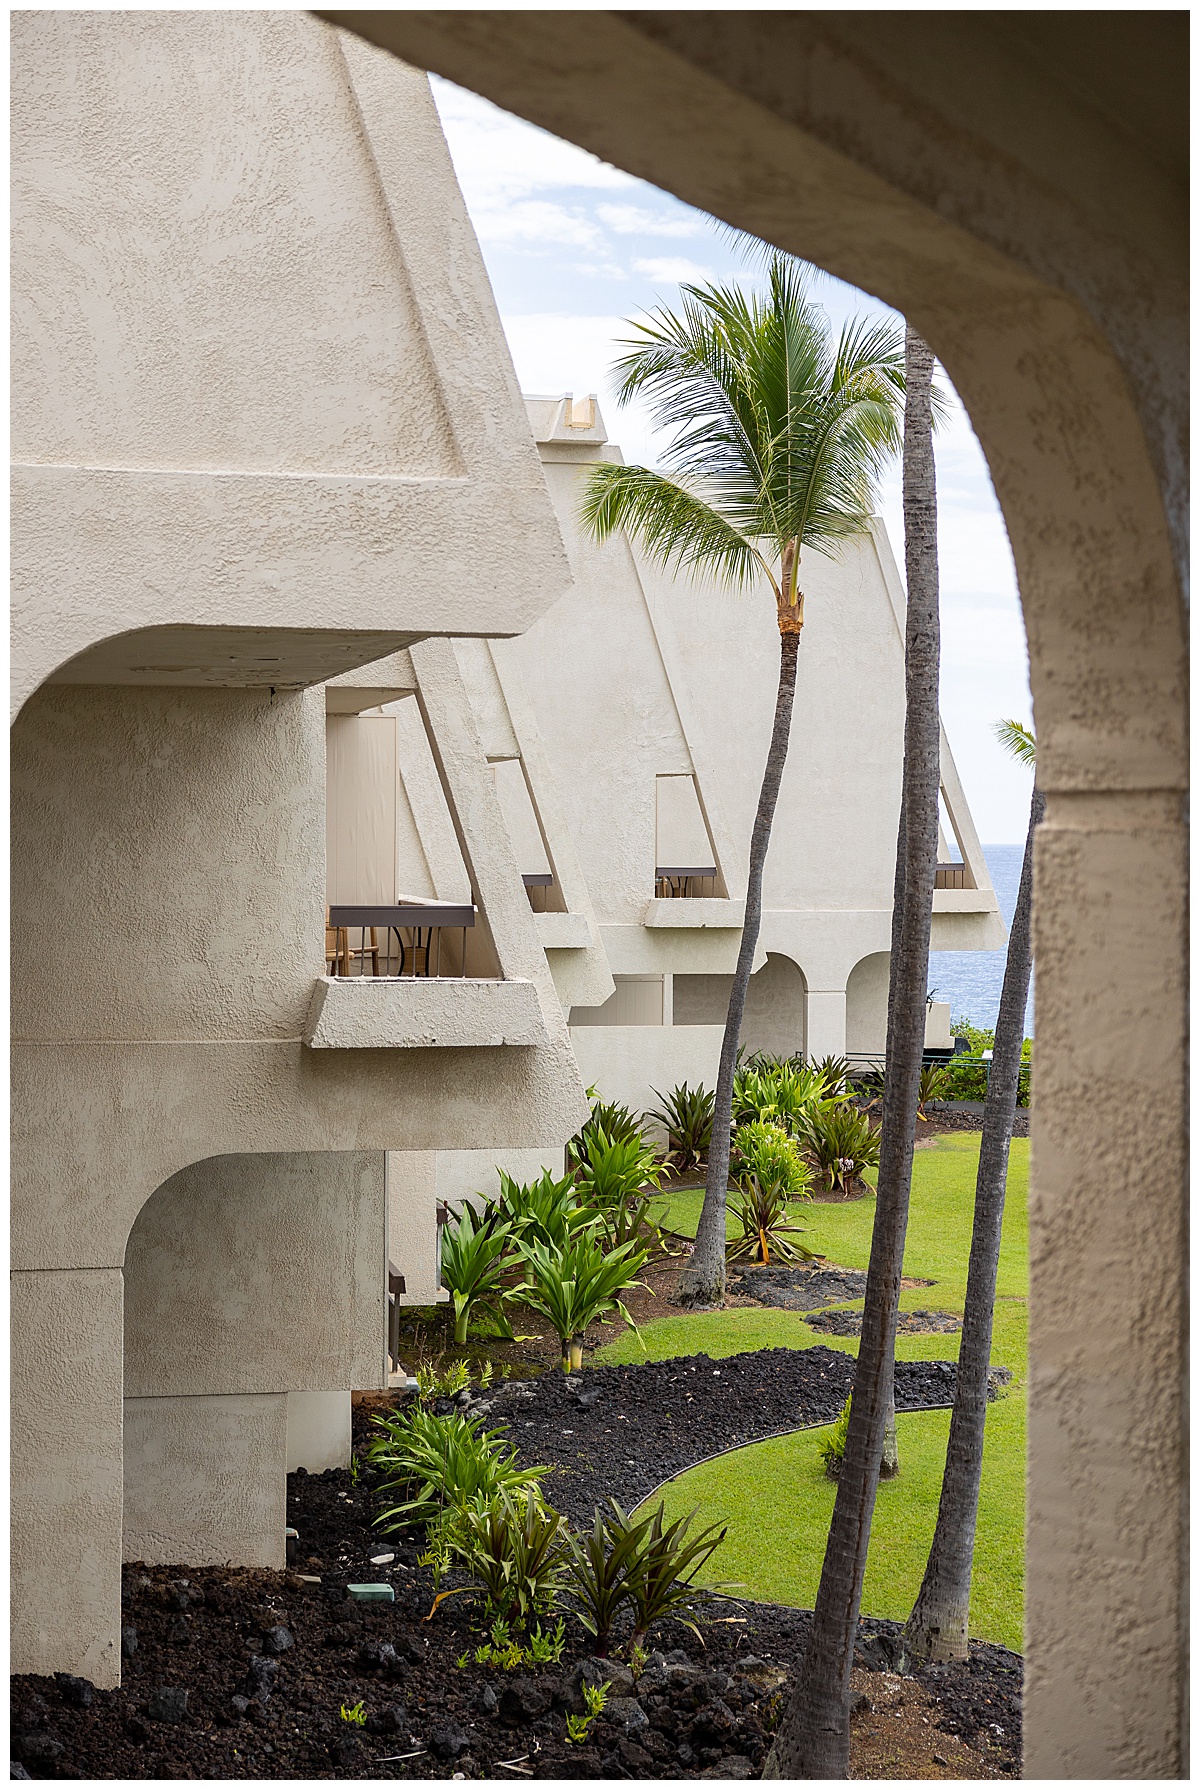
[597,202,703,238]
[633,256,715,284]
[471,199,603,250]
[430,77,637,210]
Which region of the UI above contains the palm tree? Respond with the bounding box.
[580,255,905,1306]
[904,719,1041,1662]
[766,326,941,1777]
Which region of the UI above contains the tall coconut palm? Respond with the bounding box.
[904,719,1042,1662]
[580,255,905,1306]
[766,326,941,1777]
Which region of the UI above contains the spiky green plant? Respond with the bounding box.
[494,1168,598,1252]
[510,1233,649,1372]
[728,1173,816,1266]
[561,1501,655,1654]
[569,1126,666,1250]
[444,1489,568,1626]
[367,1407,550,1531]
[802,1098,882,1195]
[567,1095,648,1168]
[645,1081,715,1174]
[438,1201,514,1344]
[626,1503,731,1649]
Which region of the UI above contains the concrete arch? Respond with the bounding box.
[845,952,892,1062]
[335,16,1187,1773]
[121,1150,386,1570]
[742,950,808,1061]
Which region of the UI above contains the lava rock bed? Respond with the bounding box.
[728,1266,870,1310]
[806,1307,964,1338]
[10,1539,1021,1781]
[468,1346,970,1523]
[11,1350,1021,1780]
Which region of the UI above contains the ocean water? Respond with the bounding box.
[927,843,1034,1038]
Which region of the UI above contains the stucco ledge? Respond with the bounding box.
[643,898,745,929]
[303,977,548,1049]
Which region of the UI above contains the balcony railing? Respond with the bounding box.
[325,899,475,978]
[523,871,554,913]
[655,863,718,899]
[934,863,975,890]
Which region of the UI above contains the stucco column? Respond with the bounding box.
[1026,790,1186,1776]
[11,1268,124,1687]
[804,990,847,1061]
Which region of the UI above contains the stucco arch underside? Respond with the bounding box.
[332,15,1186,1780]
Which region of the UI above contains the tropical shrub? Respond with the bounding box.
[734,1059,845,1134]
[917,1061,948,1118]
[562,1501,655,1653]
[494,1168,597,1252]
[439,1202,515,1344]
[415,1358,472,1403]
[728,1174,815,1266]
[570,1126,666,1249]
[368,1407,550,1530]
[645,1081,714,1174]
[802,1102,881,1195]
[808,1054,852,1096]
[568,1094,648,1168]
[626,1503,731,1648]
[443,1489,567,1626]
[818,1395,852,1478]
[730,1119,813,1199]
[731,1065,785,1129]
[511,1233,649,1372]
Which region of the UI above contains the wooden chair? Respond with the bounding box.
[324,914,381,975]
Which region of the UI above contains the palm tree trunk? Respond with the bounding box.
[766,327,940,1777]
[676,626,801,1306]
[904,781,1043,1661]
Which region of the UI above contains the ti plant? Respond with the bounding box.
[438,1201,515,1345]
[562,1501,656,1653]
[512,1232,650,1372]
[917,1061,948,1120]
[494,1168,598,1253]
[728,1173,815,1266]
[444,1489,568,1627]
[627,1502,731,1648]
[645,1081,715,1174]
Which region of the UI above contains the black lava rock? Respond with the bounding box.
[147,1686,189,1724]
[428,1720,471,1760]
[121,1625,139,1658]
[10,1765,32,1781]
[167,1617,191,1646]
[229,1696,251,1718]
[263,1626,294,1655]
[328,1734,362,1768]
[11,1735,63,1768]
[53,1673,93,1710]
[499,1678,552,1723]
[365,1702,408,1736]
[244,1655,280,1700]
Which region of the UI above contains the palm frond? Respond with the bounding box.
[579,462,774,592]
[995,718,1037,768]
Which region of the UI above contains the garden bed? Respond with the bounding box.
[12,1350,1021,1781]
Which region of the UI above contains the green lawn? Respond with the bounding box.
[598,1134,1027,1650]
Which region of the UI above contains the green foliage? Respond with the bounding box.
[817,1396,852,1472]
[495,1168,597,1253]
[940,1020,1032,1107]
[626,1502,731,1646]
[728,1173,815,1266]
[918,1062,948,1115]
[468,1614,566,1672]
[579,256,906,595]
[562,1501,655,1652]
[645,1081,715,1174]
[444,1489,567,1626]
[731,1119,813,1199]
[510,1233,649,1372]
[568,1095,648,1167]
[628,1642,649,1680]
[439,1202,514,1345]
[339,1701,366,1727]
[808,1054,852,1096]
[565,1678,610,1745]
[415,1358,472,1404]
[368,1406,550,1531]
[570,1126,666,1249]
[526,1618,567,1664]
[995,717,1036,769]
[801,1102,881,1193]
[734,1059,843,1135]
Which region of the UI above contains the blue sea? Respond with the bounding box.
[927,844,1033,1038]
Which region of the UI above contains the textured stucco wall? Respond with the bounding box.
[124,1153,387,1399]
[287,1391,354,1474]
[11,13,570,712]
[123,1395,288,1570]
[339,12,1188,1773]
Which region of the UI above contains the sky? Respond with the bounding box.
[431,78,1035,843]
